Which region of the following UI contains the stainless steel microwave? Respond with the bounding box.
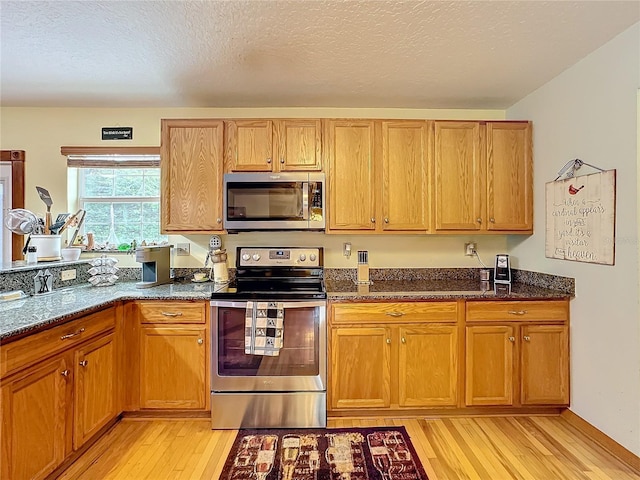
[223,172,325,231]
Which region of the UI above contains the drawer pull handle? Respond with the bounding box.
[79,360,88,367]
[61,369,70,377]
[386,338,391,344]
[523,335,531,342]
[508,336,515,342]
[161,311,183,317]
[508,310,527,316]
[60,328,85,340]
[385,312,404,317]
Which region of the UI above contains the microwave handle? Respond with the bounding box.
[302,182,309,220]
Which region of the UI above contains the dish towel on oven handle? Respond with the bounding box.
[245,301,284,356]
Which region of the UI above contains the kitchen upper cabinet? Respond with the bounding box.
[326,119,430,233]
[326,119,377,230]
[160,119,224,233]
[381,121,430,231]
[433,121,483,231]
[486,122,533,231]
[73,333,117,449]
[1,355,71,480]
[225,119,322,172]
[433,120,532,233]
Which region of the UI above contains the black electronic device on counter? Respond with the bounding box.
[494,253,512,284]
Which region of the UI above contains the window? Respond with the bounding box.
[64,147,166,250]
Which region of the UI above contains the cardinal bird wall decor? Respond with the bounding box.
[568,184,585,195]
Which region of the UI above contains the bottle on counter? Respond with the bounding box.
[26,245,38,264]
[211,248,229,284]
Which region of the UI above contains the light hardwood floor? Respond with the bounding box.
[57,416,640,480]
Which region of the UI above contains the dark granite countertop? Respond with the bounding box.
[326,279,571,301]
[0,280,226,341]
[0,276,572,341]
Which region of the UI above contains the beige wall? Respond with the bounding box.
[0,106,510,268]
[508,23,640,455]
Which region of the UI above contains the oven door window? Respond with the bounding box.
[226,182,303,221]
[217,306,319,376]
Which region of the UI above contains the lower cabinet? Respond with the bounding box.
[139,326,207,409]
[330,302,459,411]
[1,355,71,480]
[134,300,208,410]
[0,307,118,480]
[465,300,570,407]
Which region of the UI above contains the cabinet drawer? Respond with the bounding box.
[137,301,206,324]
[1,307,116,378]
[332,302,458,324]
[466,300,568,322]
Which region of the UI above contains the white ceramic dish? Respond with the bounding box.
[61,247,82,261]
[191,278,209,283]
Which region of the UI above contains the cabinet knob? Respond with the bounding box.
[490,218,495,223]
[508,336,515,342]
[384,217,389,224]
[79,360,88,367]
[161,311,183,317]
[523,335,531,342]
[280,158,285,164]
[216,218,222,223]
[197,338,204,345]
[266,158,272,164]
[386,338,391,344]
[371,218,376,223]
[476,218,482,223]
[60,327,85,340]
[61,369,70,377]
[401,337,406,344]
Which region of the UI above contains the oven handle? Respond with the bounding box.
[210,300,326,309]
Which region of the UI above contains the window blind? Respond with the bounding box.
[62,146,160,168]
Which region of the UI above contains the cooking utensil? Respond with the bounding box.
[35,186,53,234]
[68,209,86,246]
[49,213,70,235]
[58,209,84,235]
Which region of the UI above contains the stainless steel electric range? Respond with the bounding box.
[210,247,327,429]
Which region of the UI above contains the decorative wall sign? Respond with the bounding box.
[545,169,616,265]
[102,127,133,140]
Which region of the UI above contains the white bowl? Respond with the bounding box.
[61,247,82,261]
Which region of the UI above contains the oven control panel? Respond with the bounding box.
[237,247,322,267]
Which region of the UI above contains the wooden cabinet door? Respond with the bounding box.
[160,119,224,233]
[330,327,391,409]
[1,355,71,480]
[326,120,377,231]
[465,325,514,406]
[521,325,569,405]
[276,119,322,171]
[226,120,273,171]
[381,121,430,231]
[433,121,483,231]
[486,122,532,231]
[73,333,117,449]
[140,326,207,409]
[398,325,458,407]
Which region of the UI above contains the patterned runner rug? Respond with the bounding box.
[219,426,429,480]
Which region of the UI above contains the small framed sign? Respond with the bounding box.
[102,127,133,140]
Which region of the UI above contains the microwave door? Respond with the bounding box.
[302,182,309,220]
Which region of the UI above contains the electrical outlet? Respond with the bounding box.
[61,269,76,281]
[465,242,476,256]
[176,243,190,256]
[343,242,352,258]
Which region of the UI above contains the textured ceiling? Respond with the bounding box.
[1,1,638,109]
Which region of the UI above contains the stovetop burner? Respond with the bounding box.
[211,247,326,301]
